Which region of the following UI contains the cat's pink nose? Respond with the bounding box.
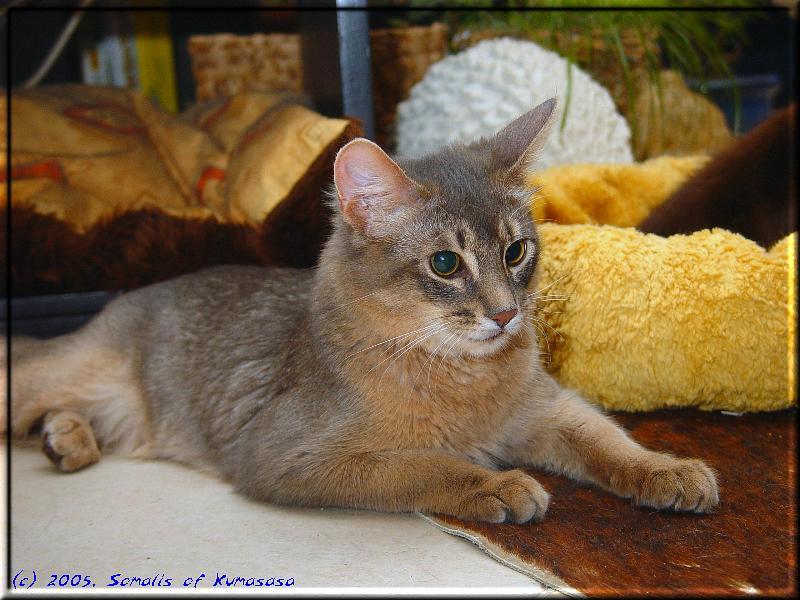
[490,308,518,329]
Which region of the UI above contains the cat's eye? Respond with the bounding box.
[505,239,526,266]
[430,251,461,277]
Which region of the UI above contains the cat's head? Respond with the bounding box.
[324,98,557,358]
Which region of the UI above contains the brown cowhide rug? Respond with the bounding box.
[422,409,796,596]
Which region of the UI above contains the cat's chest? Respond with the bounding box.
[354,350,528,451]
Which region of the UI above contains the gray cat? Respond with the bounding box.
[7,98,718,523]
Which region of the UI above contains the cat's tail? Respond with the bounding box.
[9,334,68,437]
[1,335,43,435]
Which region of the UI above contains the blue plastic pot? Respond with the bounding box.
[687,74,781,134]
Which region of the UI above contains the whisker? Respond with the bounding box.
[337,289,383,307]
[320,289,385,316]
[528,293,570,302]
[510,200,532,218]
[431,331,465,398]
[375,326,446,390]
[439,331,464,365]
[528,323,553,365]
[412,330,454,390]
[340,321,440,365]
[364,325,443,376]
[527,272,570,297]
[523,320,552,365]
[527,315,565,343]
[360,328,439,398]
[426,332,458,389]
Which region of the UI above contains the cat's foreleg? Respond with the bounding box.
[246,449,550,524]
[507,380,719,512]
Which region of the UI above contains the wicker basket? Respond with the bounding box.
[632,70,733,160]
[369,23,448,147]
[532,27,660,117]
[189,33,303,101]
[187,23,448,148]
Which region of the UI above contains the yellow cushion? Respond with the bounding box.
[536,224,795,412]
[529,155,709,227]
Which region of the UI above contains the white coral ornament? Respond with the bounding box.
[394,37,634,169]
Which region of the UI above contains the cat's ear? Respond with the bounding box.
[333,138,419,238]
[478,97,558,177]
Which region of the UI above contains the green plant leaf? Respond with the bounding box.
[562,56,573,134]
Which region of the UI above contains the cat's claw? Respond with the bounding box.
[459,469,549,524]
[632,457,719,513]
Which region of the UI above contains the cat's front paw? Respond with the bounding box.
[631,455,719,513]
[457,469,549,524]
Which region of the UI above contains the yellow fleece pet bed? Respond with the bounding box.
[528,160,796,413]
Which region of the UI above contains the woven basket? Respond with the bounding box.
[632,70,733,160]
[188,23,448,148]
[537,28,659,117]
[189,33,303,101]
[369,23,448,146]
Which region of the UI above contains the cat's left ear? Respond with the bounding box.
[333,138,420,238]
[477,97,558,177]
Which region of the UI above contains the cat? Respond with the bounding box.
[7,98,718,523]
[639,103,796,248]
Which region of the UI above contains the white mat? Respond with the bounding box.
[6,445,554,593]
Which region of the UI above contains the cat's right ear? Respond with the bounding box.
[333,138,420,238]
[479,97,558,178]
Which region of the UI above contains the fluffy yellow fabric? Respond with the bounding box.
[523,156,795,412]
[529,155,709,227]
[535,225,796,412]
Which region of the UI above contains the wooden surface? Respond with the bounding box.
[431,409,796,596]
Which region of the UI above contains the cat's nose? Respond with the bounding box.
[490,308,518,329]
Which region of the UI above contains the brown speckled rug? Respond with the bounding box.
[421,409,796,596]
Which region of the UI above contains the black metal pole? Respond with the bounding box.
[297,0,375,140]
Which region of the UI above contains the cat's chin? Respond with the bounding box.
[458,332,515,358]
[420,328,512,359]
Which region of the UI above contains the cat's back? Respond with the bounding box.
[109,264,313,345]
[98,264,315,397]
